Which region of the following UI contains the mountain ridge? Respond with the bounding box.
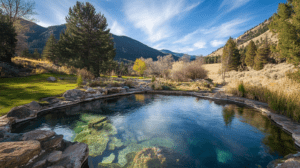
[21,20,175,61]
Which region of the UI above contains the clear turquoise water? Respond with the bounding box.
[12,94,298,168]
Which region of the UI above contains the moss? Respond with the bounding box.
[38,101,50,106]
[88,116,107,128]
[56,96,66,101]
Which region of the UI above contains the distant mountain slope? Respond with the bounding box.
[208,18,277,57]
[160,49,196,60]
[21,20,171,61]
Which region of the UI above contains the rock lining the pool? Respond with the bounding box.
[0,87,299,167]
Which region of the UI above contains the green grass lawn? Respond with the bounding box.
[0,73,77,116]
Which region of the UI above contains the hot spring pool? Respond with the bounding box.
[12,94,298,168]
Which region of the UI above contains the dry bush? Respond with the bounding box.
[185,61,208,80]
[89,80,104,87]
[170,61,208,82]
[124,79,136,88]
[77,68,95,80]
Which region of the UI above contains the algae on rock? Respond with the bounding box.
[102,153,116,164]
[73,115,117,157]
[109,137,124,150]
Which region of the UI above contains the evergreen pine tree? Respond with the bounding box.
[268,1,300,66]
[33,49,40,59]
[56,1,115,77]
[254,36,270,70]
[21,48,31,58]
[222,37,240,71]
[245,40,257,68]
[0,13,17,63]
[42,34,57,62]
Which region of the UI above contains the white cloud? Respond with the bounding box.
[110,21,126,36]
[172,46,197,53]
[194,41,206,49]
[124,0,202,42]
[219,0,251,13]
[210,40,226,47]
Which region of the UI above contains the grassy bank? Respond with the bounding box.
[0,73,77,116]
[227,81,300,122]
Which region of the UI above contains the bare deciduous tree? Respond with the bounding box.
[0,0,36,55]
[0,0,35,23]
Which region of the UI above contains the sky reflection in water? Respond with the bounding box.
[12,94,298,168]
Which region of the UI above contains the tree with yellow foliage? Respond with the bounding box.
[133,59,147,76]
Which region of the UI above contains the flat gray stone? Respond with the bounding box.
[47,151,62,163]
[22,130,55,142]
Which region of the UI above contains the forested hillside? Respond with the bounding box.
[21,20,170,61]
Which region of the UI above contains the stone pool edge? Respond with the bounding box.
[0,89,299,168]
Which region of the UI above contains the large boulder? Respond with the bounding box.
[27,101,42,111]
[41,135,64,151]
[51,142,89,168]
[0,140,41,168]
[41,97,61,104]
[267,152,300,168]
[7,105,36,119]
[62,89,86,101]
[47,77,57,82]
[21,129,55,142]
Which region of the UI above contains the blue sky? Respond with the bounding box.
[34,0,286,56]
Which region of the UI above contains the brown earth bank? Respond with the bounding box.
[0,83,300,167]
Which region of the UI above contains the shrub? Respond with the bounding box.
[287,69,300,83]
[185,61,208,80]
[77,68,95,80]
[124,80,135,88]
[89,81,103,87]
[77,75,83,87]
[238,82,246,97]
[151,76,156,83]
[170,61,208,82]
[162,85,171,90]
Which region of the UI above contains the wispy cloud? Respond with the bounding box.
[194,41,207,49]
[219,0,251,13]
[210,40,226,47]
[110,21,126,36]
[124,0,202,42]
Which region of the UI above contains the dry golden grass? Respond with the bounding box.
[201,62,300,122]
[152,78,214,91]
[12,56,78,75]
[202,63,222,76]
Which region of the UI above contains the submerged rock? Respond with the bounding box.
[129,147,166,168]
[118,137,175,166]
[0,140,41,168]
[88,116,108,128]
[102,153,116,164]
[109,137,124,150]
[74,116,117,157]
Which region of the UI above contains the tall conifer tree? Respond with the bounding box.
[268,1,300,66]
[56,1,115,77]
[245,40,257,68]
[42,34,57,62]
[254,36,270,70]
[222,37,240,71]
